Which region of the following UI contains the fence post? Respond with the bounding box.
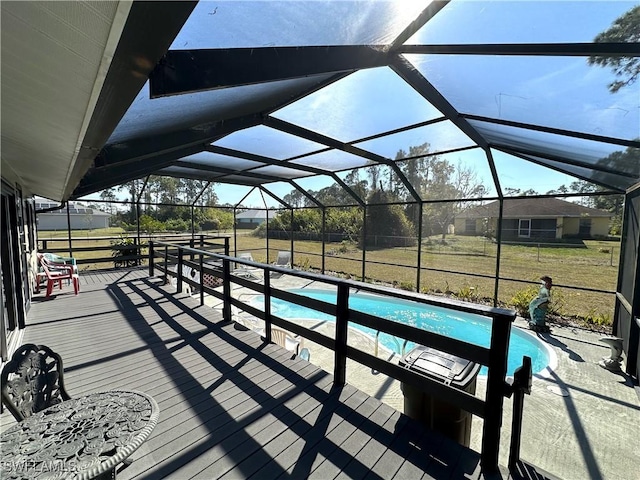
[334,284,349,386]
[177,248,183,294]
[149,241,155,276]
[481,314,513,473]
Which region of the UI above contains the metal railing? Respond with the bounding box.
[149,240,522,473]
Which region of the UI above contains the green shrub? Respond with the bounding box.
[399,281,415,291]
[201,218,220,231]
[455,285,479,302]
[338,240,356,253]
[111,234,142,268]
[299,257,311,271]
[139,214,165,233]
[510,286,538,317]
[582,309,612,328]
[164,218,189,232]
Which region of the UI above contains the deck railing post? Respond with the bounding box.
[199,252,204,307]
[508,356,532,471]
[334,284,349,386]
[177,248,184,294]
[163,245,168,284]
[222,258,232,323]
[481,314,513,473]
[264,273,272,343]
[149,241,155,276]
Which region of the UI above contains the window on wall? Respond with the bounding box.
[518,219,531,237]
[465,218,476,234]
[579,218,591,236]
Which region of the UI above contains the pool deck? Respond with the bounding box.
[215,275,640,480]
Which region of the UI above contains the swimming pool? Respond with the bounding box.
[251,288,553,376]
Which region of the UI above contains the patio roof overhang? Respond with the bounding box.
[0,1,197,200]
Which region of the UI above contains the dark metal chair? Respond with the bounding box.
[1,343,71,421]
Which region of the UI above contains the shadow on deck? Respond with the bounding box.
[5,269,557,479]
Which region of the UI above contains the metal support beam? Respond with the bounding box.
[73,144,206,198]
[321,208,327,274]
[264,117,422,203]
[492,144,636,181]
[362,206,367,281]
[150,46,391,97]
[289,180,325,209]
[399,42,640,57]
[493,199,505,307]
[463,114,639,149]
[417,202,424,290]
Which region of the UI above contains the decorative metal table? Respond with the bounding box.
[1,390,159,480]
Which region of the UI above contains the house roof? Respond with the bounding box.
[456,198,613,219]
[236,209,278,220]
[35,197,111,216]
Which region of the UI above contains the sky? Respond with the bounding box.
[79,1,638,208]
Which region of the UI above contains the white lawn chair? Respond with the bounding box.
[233,252,261,280]
[271,327,301,355]
[273,251,291,268]
[270,251,291,278]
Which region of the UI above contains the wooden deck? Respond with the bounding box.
[3,269,554,479]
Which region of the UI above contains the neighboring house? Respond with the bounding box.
[235,209,277,229]
[455,198,612,240]
[36,198,111,230]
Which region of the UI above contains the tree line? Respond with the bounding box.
[98,177,233,233]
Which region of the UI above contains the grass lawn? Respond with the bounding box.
[39,229,619,327]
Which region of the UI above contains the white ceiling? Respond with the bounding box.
[1,1,131,200]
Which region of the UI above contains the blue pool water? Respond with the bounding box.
[251,289,551,376]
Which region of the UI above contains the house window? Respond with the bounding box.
[465,219,476,233]
[518,219,531,238]
[579,218,591,236]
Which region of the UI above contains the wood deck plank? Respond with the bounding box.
[311,401,395,480]
[187,374,339,479]
[363,413,429,480]
[273,386,371,479]
[211,376,348,480]
[334,408,410,480]
[249,385,363,480]
[304,399,389,479]
[132,364,326,479]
